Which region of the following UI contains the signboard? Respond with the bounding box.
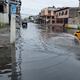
[11,4,16,14]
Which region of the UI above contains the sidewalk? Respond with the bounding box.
[0,26,10,47]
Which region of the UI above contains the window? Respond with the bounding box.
[56,13,58,17]
[48,10,51,14]
[47,16,50,19]
[59,12,61,16]
[52,20,55,23]
[52,16,54,19]
[62,11,64,15]
[65,10,68,15]
[0,5,4,13]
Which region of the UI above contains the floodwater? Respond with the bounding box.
[0,22,80,80]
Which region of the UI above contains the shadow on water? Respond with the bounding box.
[0,29,23,80]
[14,23,80,80]
[0,47,11,74]
[73,45,80,61]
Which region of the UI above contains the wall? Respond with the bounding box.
[68,17,80,24]
[55,9,69,18]
[0,13,9,24]
[69,8,79,18]
[65,24,78,29]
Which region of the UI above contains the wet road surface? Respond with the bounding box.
[16,23,80,80]
[0,22,80,80]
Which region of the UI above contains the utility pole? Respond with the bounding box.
[8,0,18,26]
[8,0,21,43]
[8,0,18,43]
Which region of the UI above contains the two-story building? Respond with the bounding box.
[55,7,80,25]
[39,7,56,25]
[39,6,80,31]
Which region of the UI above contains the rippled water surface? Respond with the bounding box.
[0,22,80,80]
[16,23,80,80]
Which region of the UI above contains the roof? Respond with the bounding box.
[54,7,80,12]
[54,7,69,12]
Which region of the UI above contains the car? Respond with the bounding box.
[74,30,80,40]
[22,20,28,28]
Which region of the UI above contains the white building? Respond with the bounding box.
[0,0,9,24]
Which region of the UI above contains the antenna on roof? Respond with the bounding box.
[53,5,56,8]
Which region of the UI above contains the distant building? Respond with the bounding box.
[55,7,80,24]
[38,6,80,31]
[39,7,56,25]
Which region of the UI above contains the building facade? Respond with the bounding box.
[55,7,80,24]
[0,0,21,24]
[0,0,9,23]
[39,7,56,25]
[39,6,80,30]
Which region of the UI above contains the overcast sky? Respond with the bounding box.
[21,0,79,15]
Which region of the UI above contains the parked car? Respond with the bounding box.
[74,30,80,40]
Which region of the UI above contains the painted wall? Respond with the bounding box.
[0,13,9,24]
[55,9,69,18]
[65,24,80,29]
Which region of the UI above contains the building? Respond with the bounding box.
[38,6,80,31]
[54,7,80,31]
[0,0,21,24]
[55,7,80,24]
[39,6,56,25]
[38,0,80,31]
[0,0,9,23]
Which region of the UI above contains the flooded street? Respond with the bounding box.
[0,22,80,80]
[16,22,80,80]
[0,0,80,79]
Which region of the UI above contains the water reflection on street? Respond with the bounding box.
[0,31,22,80]
[0,22,80,80]
[16,23,80,80]
[0,47,11,80]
